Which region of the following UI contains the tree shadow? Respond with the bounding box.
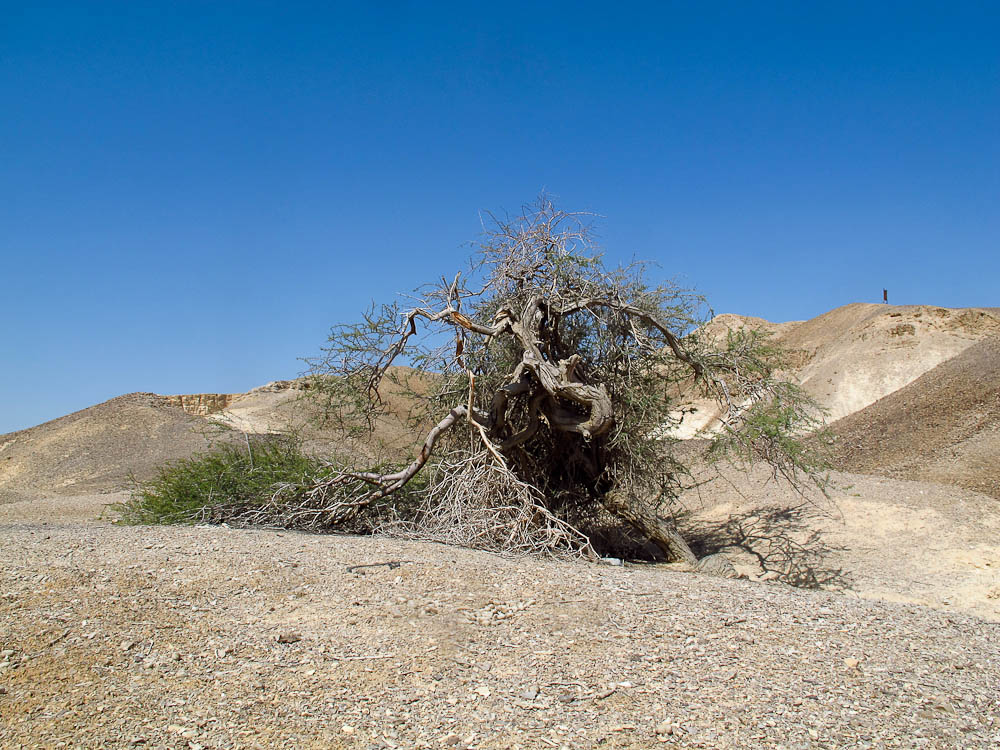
[681,504,854,591]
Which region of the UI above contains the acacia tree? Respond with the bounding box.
[290,198,823,562]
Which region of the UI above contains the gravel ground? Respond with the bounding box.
[2,496,999,749]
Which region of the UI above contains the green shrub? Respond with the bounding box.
[115,437,329,525]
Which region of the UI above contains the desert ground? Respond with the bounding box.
[2,303,999,748]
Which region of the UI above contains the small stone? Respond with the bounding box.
[121,640,135,652]
[474,685,491,697]
[518,686,539,701]
[0,649,14,660]
[442,733,462,746]
[656,721,673,735]
[341,724,355,734]
[844,657,861,670]
[277,632,302,644]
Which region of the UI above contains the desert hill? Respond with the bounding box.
[0,392,223,504]
[2,302,998,620]
[0,371,429,504]
[4,302,997,510]
[4,302,997,511]
[778,303,999,421]
[673,302,1000,437]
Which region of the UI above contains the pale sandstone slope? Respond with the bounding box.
[779,303,999,422]
[671,303,1000,437]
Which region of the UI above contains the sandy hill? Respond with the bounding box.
[673,302,1000,437]
[777,303,1000,422]
[0,370,429,505]
[6,303,994,505]
[824,335,1000,499]
[0,393,223,504]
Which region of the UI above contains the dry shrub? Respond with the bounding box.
[378,450,595,559]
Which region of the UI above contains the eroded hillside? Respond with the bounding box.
[670,303,1000,437]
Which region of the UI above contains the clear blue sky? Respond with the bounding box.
[2,2,998,434]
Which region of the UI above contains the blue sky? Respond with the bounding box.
[2,1,998,434]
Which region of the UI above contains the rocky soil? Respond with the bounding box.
[678,465,1000,622]
[2,494,999,749]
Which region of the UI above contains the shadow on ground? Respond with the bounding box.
[683,504,854,591]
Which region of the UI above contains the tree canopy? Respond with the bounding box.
[291,198,825,562]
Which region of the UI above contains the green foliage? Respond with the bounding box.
[700,329,830,488]
[120,199,828,565]
[109,195,832,566]
[114,437,330,525]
